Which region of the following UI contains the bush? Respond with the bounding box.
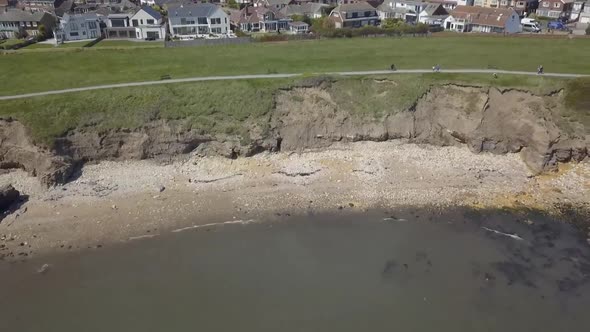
[586,25,590,35]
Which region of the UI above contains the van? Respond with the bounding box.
[522,22,541,33]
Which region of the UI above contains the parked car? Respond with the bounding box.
[547,21,569,30]
[521,18,541,32]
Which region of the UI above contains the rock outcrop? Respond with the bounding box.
[0,184,19,212]
[0,83,587,186]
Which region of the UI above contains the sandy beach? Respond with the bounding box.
[0,140,589,260]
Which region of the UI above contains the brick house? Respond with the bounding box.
[536,0,573,18]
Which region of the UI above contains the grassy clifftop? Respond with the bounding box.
[1,36,590,95]
[0,74,585,146]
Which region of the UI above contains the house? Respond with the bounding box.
[104,12,135,38]
[536,0,573,18]
[279,3,328,18]
[254,0,293,9]
[472,0,538,16]
[19,0,56,13]
[579,0,590,22]
[418,3,449,25]
[0,8,56,38]
[569,0,585,20]
[168,3,230,38]
[444,5,522,32]
[289,20,309,32]
[377,1,426,23]
[130,6,166,39]
[427,0,458,10]
[0,0,9,8]
[329,1,380,28]
[231,5,291,32]
[54,13,102,43]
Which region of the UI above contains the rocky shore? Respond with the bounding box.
[0,141,588,261]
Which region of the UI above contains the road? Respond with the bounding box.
[0,69,586,101]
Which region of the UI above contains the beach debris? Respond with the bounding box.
[37,263,51,274]
[111,205,117,210]
[158,185,166,193]
[482,227,524,241]
[383,216,408,222]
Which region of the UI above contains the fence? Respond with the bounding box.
[165,37,251,48]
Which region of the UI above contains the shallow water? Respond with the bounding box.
[1,209,589,332]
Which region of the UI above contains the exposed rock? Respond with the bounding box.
[0,184,19,212]
[0,83,587,186]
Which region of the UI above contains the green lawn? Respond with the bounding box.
[1,36,589,95]
[0,74,580,146]
[93,40,164,48]
[23,42,56,49]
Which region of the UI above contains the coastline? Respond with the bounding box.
[0,140,589,261]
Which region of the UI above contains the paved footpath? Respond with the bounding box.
[0,69,586,101]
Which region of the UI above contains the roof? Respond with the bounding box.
[55,0,74,17]
[62,13,100,22]
[449,5,516,28]
[334,2,377,13]
[139,5,162,20]
[0,9,49,22]
[421,3,448,16]
[0,0,9,6]
[540,0,573,3]
[232,6,286,24]
[280,3,327,16]
[167,3,220,18]
[264,0,292,6]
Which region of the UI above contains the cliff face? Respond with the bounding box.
[0,83,588,186]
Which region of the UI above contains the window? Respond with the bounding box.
[111,19,126,27]
[501,0,506,5]
[147,19,154,24]
[542,1,549,7]
[197,17,207,24]
[140,19,143,24]
[225,17,227,24]
[553,2,560,8]
[212,27,221,33]
[132,19,138,27]
[81,23,85,28]
[70,23,78,30]
[352,12,358,18]
[181,18,186,25]
[70,32,79,36]
[364,11,371,17]
[82,31,86,35]
[88,21,97,29]
[211,18,221,24]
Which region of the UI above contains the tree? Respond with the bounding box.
[311,16,335,34]
[381,18,404,30]
[228,0,239,9]
[291,14,312,25]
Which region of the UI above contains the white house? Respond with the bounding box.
[289,20,309,33]
[444,5,521,33]
[168,3,230,38]
[377,0,427,23]
[130,6,166,39]
[418,3,449,25]
[55,13,102,43]
[580,1,590,23]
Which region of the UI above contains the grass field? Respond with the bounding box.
[0,39,26,49]
[0,74,582,146]
[1,36,589,95]
[93,40,164,48]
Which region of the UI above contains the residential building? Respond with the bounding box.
[418,3,449,25]
[536,0,573,18]
[19,0,56,13]
[428,0,458,10]
[569,0,585,20]
[279,3,329,18]
[444,5,522,32]
[168,3,230,38]
[54,13,101,43]
[104,12,135,38]
[580,0,590,22]
[0,8,56,38]
[329,2,380,28]
[288,20,309,32]
[130,6,166,39]
[377,1,426,23]
[0,0,9,8]
[456,0,474,5]
[231,5,290,32]
[254,0,293,9]
[473,0,538,16]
